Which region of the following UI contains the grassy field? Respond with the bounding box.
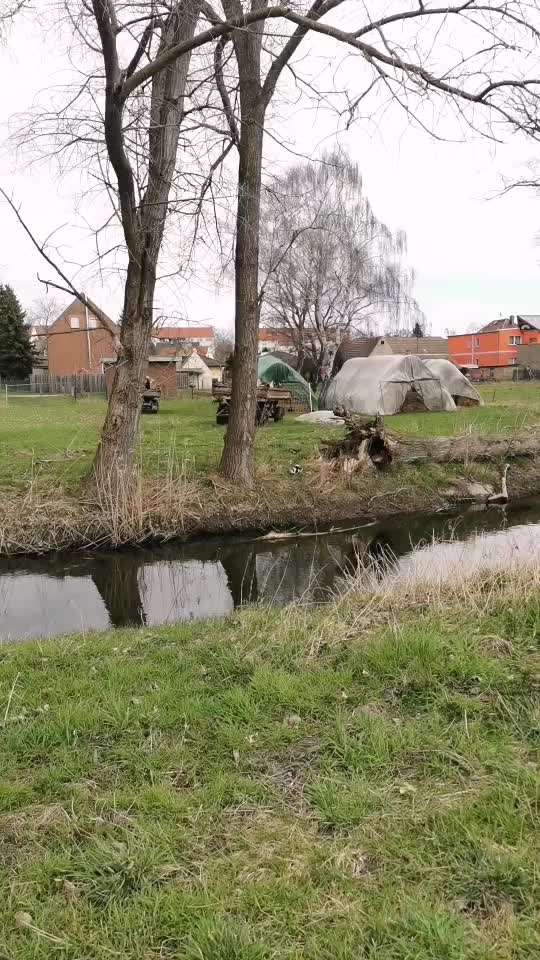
[1,574,539,958]
[1,382,539,494]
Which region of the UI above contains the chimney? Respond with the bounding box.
[510,315,515,325]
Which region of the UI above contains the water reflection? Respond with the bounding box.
[1,497,539,643]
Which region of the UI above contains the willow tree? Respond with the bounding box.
[259,150,423,381]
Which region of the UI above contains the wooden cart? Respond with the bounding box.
[212,383,291,426]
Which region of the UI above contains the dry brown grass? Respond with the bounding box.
[2,454,540,556]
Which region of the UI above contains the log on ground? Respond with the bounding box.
[320,412,540,469]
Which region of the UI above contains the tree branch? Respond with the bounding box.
[0,187,120,345]
[122,5,291,99]
[214,36,240,146]
[284,9,540,112]
[262,0,344,105]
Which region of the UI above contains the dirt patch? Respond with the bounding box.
[0,803,71,840]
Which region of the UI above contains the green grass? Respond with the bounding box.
[0,394,325,492]
[1,382,539,494]
[0,580,539,958]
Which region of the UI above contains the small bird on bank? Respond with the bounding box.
[487,463,510,505]
[289,464,303,476]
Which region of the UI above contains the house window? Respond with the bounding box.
[509,335,522,345]
[474,337,480,347]
[88,316,98,329]
[69,316,80,329]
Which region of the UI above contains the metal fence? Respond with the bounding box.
[513,367,540,381]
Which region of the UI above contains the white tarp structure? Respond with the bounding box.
[423,359,482,406]
[320,355,456,416]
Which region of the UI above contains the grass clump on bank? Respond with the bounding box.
[1,572,539,958]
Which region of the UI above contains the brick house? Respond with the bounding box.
[258,328,296,353]
[449,316,540,380]
[104,357,178,399]
[45,299,118,376]
[151,325,215,356]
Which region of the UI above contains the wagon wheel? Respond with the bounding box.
[257,400,270,426]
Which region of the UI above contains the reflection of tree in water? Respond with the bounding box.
[338,533,397,584]
[91,555,146,627]
[219,548,259,607]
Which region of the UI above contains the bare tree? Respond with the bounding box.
[25,294,62,327]
[7,1,292,492]
[214,328,234,362]
[259,150,423,381]
[0,0,28,36]
[199,1,540,484]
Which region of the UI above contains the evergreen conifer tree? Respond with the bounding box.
[0,284,36,380]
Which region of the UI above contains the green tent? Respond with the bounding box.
[257,353,315,407]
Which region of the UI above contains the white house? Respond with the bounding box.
[179,349,223,390]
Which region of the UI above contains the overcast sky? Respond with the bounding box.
[0,8,539,335]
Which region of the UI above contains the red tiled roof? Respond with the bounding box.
[258,328,294,344]
[153,326,214,340]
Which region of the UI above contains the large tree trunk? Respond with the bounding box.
[91,260,155,490]
[219,100,265,484]
[89,1,199,495]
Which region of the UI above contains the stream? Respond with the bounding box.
[1,498,539,643]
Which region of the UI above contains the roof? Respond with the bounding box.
[28,324,49,337]
[337,336,448,360]
[204,356,223,368]
[258,328,295,345]
[153,326,214,341]
[335,337,386,361]
[517,315,540,330]
[478,318,515,333]
[452,316,540,336]
[50,298,118,334]
[385,336,448,357]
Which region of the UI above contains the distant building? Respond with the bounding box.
[152,325,215,356]
[332,335,448,374]
[258,327,296,353]
[27,322,49,369]
[179,349,224,391]
[44,299,118,376]
[449,316,540,379]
